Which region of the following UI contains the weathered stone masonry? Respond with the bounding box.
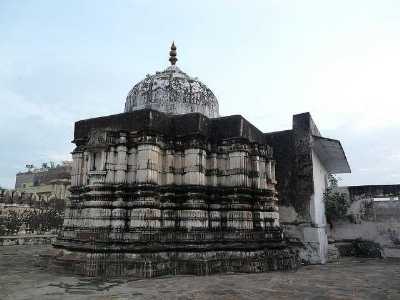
[43,43,352,276]
[265,113,350,264]
[48,110,299,277]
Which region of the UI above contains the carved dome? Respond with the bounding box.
[124,43,219,118]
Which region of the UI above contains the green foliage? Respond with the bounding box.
[352,239,382,258]
[336,239,383,257]
[324,175,349,223]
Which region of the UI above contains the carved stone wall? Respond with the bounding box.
[46,109,299,277]
[124,66,219,118]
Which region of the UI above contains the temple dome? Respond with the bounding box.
[124,43,219,118]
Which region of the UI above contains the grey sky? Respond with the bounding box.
[1,0,399,188]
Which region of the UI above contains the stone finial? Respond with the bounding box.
[169,42,177,65]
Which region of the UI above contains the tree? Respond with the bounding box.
[324,175,349,228]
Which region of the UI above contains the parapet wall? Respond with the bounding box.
[331,184,400,257]
[0,235,56,246]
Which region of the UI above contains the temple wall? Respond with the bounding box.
[310,150,328,227]
[64,131,280,243]
[51,110,301,277]
[71,138,275,191]
[264,113,337,264]
[306,149,329,263]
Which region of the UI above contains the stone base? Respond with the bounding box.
[327,243,340,262]
[40,247,299,278]
[302,227,328,264]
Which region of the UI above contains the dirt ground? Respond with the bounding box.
[1,245,399,300]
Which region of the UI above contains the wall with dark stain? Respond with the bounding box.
[265,113,331,264]
[265,113,321,218]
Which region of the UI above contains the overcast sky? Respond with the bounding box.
[1,0,399,188]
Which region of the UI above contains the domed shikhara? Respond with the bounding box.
[124,43,219,118]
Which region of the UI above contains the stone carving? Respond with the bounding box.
[124,43,219,118]
[44,110,299,277]
[87,129,107,147]
[43,45,299,277]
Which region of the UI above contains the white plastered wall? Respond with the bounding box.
[303,149,329,264]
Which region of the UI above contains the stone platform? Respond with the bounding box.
[1,245,400,300]
[41,245,298,277]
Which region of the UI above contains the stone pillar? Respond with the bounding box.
[126,147,137,184]
[206,153,218,187]
[217,152,228,187]
[71,153,77,187]
[136,143,161,185]
[115,133,128,184]
[249,153,261,189]
[259,156,267,190]
[183,148,206,185]
[174,151,184,185]
[266,160,272,181]
[228,150,248,187]
[82,151,89,186]
[71,151,84,187]
[164,149,175,185]
[105,146,116,184]
[271,161,276,183]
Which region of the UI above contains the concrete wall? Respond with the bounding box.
[311,149,328,226]
[307,149,329,263]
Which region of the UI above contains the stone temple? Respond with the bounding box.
[45,43,350,277]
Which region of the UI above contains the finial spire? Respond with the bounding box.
[169,41,177,65]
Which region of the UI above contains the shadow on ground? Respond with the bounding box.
[1,245,399,300]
